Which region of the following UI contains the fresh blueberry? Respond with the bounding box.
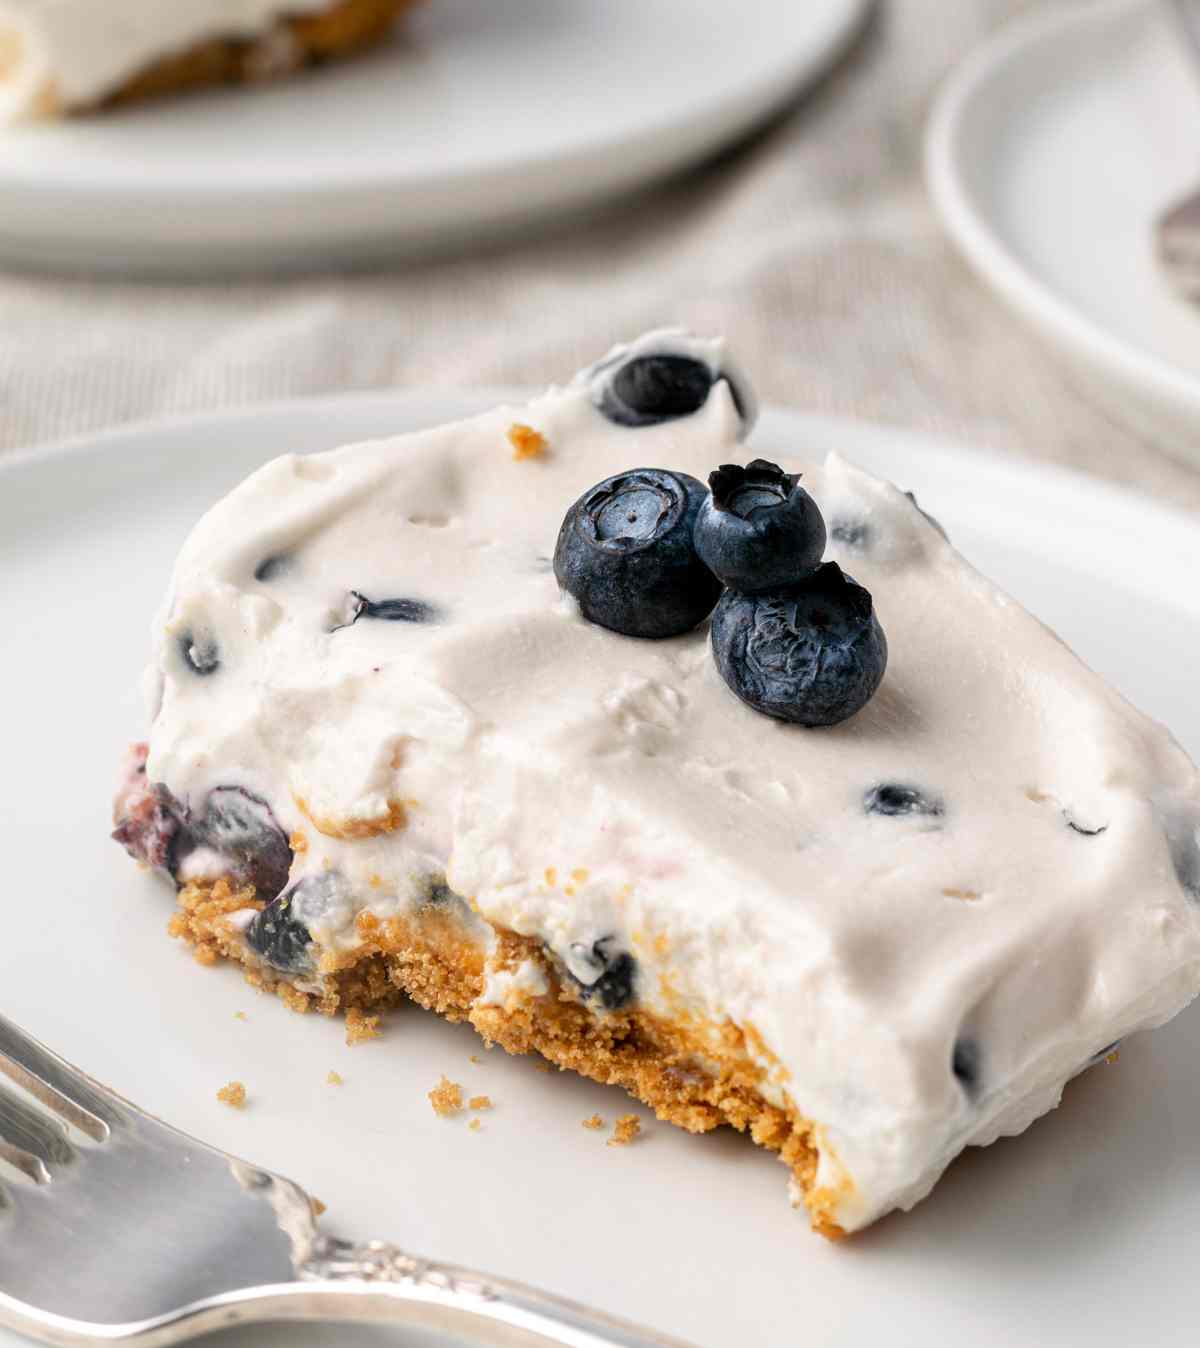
[864,783,944,819]
[191,787,293,901]
[254,555,290,583]
[564,937,636,1011]
[597,354,718,428]
[952,1037,981,1098]
[246,890,314,973]
[554,468,721,638]
[179,630,220,676]
[693,459,827,594]
[710,562,888,726]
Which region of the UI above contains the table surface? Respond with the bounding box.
[1,0,1198,519]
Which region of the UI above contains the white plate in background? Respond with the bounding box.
[1,393,1199,1347]
[926,0,1200,466]
[0,0,868,276]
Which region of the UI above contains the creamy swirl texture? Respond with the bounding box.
[136,331,1200,1232]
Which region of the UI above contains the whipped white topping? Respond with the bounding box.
[0,0,333,121]
[139,331,1200,1232]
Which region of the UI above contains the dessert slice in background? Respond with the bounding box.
[113,330,1200,1237]
[0,0,416,123]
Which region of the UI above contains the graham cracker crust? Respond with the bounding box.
[170,876,843,1238]
[19,0,416,119]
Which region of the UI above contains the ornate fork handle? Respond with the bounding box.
[296,1235,695,1348]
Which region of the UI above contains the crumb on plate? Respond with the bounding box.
[582,1113,605,1131]
[217,1081,246,1109]
[429,1075,463,1117]
[345,1007,380,1046]
[608,1114,641,1146]
[468,1095,492,1111]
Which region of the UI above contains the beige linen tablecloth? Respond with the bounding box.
[1,0,1199,516]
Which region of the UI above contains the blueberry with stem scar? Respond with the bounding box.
[554,468,721,638]
[711,562,887,727]
[694,459,826,593]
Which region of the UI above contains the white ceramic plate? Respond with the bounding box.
[926,0,1200,467]
[2,393,1200,1348]
[0,0,866,276]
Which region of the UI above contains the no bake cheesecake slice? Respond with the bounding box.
[0,0,415,122]
[113,330,1200,1236]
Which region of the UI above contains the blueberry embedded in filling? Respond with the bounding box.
[253,555,290,583]
[352,592,439,623]
[246,890,314,974]
[332,591,441,632]
[111,746,189,876]
[597,354,718,429]
[179,630,220,676]
[710,562,888,727]
[554,468,721,639]
[563,937,637,1011]
[416,873,465,910]
[951,1037,981,1099]
[187,786,293,902]
[694,459,827,594]
[829,519,871,551]
[864,783,945,819]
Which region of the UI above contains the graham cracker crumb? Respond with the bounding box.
[609,1114,641,1146]
[345,1008,380,1045]
[508,423,548,461]
[327,1070,344,1085]
[217,1081,247,1109]
[942,888,981,902]
[468,1095,492,1111]
[582,1113,605,1131]
[469,1054,481,1064]
[234,1011,248,1022]
[311,1196,327,1217]
[289,830,309,855]
[469,1118,482,1132]
[429,1075,463,1117]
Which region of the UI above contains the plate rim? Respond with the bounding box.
[923,0,1200,430]
[0,0,871,273]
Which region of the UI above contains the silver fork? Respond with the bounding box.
[0,1015,693,1348]
[1156,0,1200,295]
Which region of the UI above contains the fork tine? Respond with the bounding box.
[0,1016,119,1141]
[0,1083,75,1170]
[0,1137,52,1186]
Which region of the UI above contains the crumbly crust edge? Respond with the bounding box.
[169,875,846,1239]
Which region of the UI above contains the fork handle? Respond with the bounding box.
[287,1235,696,1348]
